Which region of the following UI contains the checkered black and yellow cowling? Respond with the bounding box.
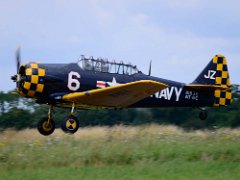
[18,63,45,98]
[213,55,232,107]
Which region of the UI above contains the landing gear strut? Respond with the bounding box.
[37,106,55,136]
[199,108,208,120]
[61,103,79,134]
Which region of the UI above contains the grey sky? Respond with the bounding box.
[0,0,239,92]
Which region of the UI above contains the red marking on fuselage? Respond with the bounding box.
[97,81,106,88]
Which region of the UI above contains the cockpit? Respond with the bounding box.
[78,55,139,75]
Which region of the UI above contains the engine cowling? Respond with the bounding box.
[17,63,46,98]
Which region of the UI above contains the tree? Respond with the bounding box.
[0,85,239,130]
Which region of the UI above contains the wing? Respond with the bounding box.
[62,80,168,108]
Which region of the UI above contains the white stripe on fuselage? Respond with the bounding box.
[153,87,183,101]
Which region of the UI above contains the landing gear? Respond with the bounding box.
[37,106,55,136]
[37,103,79,136]
[199,108,208,120]
[61,103,79,134]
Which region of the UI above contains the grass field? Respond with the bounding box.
[0,125,240,179]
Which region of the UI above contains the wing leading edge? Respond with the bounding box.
[62,80,168,108]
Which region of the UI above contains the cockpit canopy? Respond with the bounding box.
[78,55,139,75]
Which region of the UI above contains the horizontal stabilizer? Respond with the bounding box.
[185,84,231,92]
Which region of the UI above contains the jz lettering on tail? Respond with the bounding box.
[204,70,216,80]
[153,87,182,101]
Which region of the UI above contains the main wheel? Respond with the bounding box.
[199,111,207,120]
[61,115,79,134]
[37,117,55,136]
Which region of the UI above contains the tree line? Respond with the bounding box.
[0,84,239,130]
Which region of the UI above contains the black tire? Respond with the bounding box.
[37,117,55,136]
[61,115,79,134]
[199,111,207,120]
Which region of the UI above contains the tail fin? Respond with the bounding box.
[193,54,232,106]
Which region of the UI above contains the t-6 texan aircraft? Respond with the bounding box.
[11,48,232,136]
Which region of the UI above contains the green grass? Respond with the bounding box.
[1,162,240,180]
[0,126,240,179]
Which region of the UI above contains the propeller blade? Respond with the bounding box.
[148,60,152,76]
[16,46,21,73]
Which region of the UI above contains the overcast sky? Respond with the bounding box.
[0,0,239,92]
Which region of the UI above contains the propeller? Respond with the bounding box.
[11,46,21,82]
